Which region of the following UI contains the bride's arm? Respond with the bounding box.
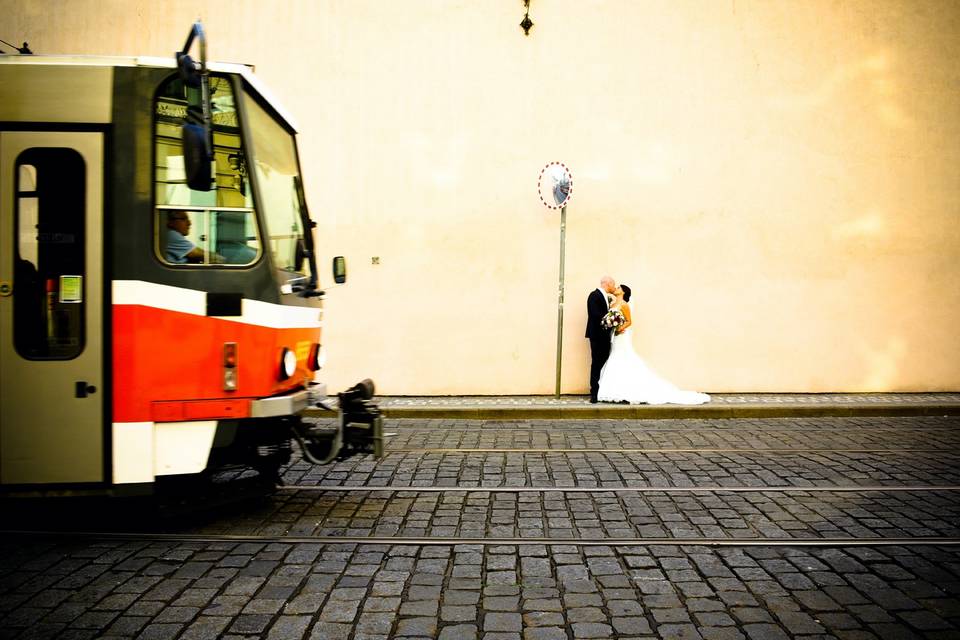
[618,304,632,334]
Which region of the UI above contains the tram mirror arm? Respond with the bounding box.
[176,20,214,191]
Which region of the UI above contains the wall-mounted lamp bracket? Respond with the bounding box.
[520,1,534,36]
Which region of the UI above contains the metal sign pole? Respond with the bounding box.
[539,161,572,400]
[555,205,567,398]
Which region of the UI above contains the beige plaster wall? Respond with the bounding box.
[5,0,959,393]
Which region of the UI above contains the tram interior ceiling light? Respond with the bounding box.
[520,0,533,36]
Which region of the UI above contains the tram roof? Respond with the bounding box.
[0,54,299,133]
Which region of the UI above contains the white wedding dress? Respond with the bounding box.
[597,327,710,405]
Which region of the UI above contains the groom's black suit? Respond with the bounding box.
[586,289,612,402]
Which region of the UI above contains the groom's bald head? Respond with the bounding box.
[600,276,616,293]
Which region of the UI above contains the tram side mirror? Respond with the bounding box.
[333,256,347,284]
[182,124,212,190]
[176,21,214,192]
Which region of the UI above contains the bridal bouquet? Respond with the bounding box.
[601,308,625,331]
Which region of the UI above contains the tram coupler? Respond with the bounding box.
[294,378,385,463]
[337,379,385,460]
[290,417,342,465]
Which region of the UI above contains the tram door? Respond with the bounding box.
[0,132,104,485]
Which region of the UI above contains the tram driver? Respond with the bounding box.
[164,210,222,264]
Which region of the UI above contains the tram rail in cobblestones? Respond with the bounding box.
[385,447,954,453]
[3,530,960,547]
[368,426,960,433]
[276,484,960,493]
[370,423,960,432]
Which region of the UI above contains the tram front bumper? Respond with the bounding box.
[249,387,317,418]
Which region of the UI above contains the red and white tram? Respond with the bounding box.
[0,24,380,495]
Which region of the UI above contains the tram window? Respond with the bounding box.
[157,208,261,266]
[13,149,85,360]
[241,92,308,277]
[154,74,261,267]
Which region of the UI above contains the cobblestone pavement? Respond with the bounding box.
[285,450,960,487]
[178,488,960,541]
[285,417,960,490]
[2,541,960,639]
[3,415,960,639]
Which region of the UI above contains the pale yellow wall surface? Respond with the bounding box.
[4,1,959,393]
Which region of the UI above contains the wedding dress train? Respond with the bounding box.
[597,328,710,405]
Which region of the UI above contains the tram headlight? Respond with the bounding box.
[308,343,326,371]
[224,368,238,391]
[279,347,297,380]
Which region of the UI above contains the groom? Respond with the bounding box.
[586,276,616,403]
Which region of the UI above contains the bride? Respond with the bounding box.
[597,285,710,405]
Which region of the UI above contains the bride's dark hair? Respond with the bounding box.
[621,284,631,302]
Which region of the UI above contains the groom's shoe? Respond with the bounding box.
[589,397,598,404]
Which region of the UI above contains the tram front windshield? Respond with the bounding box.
[242,90,313,285]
